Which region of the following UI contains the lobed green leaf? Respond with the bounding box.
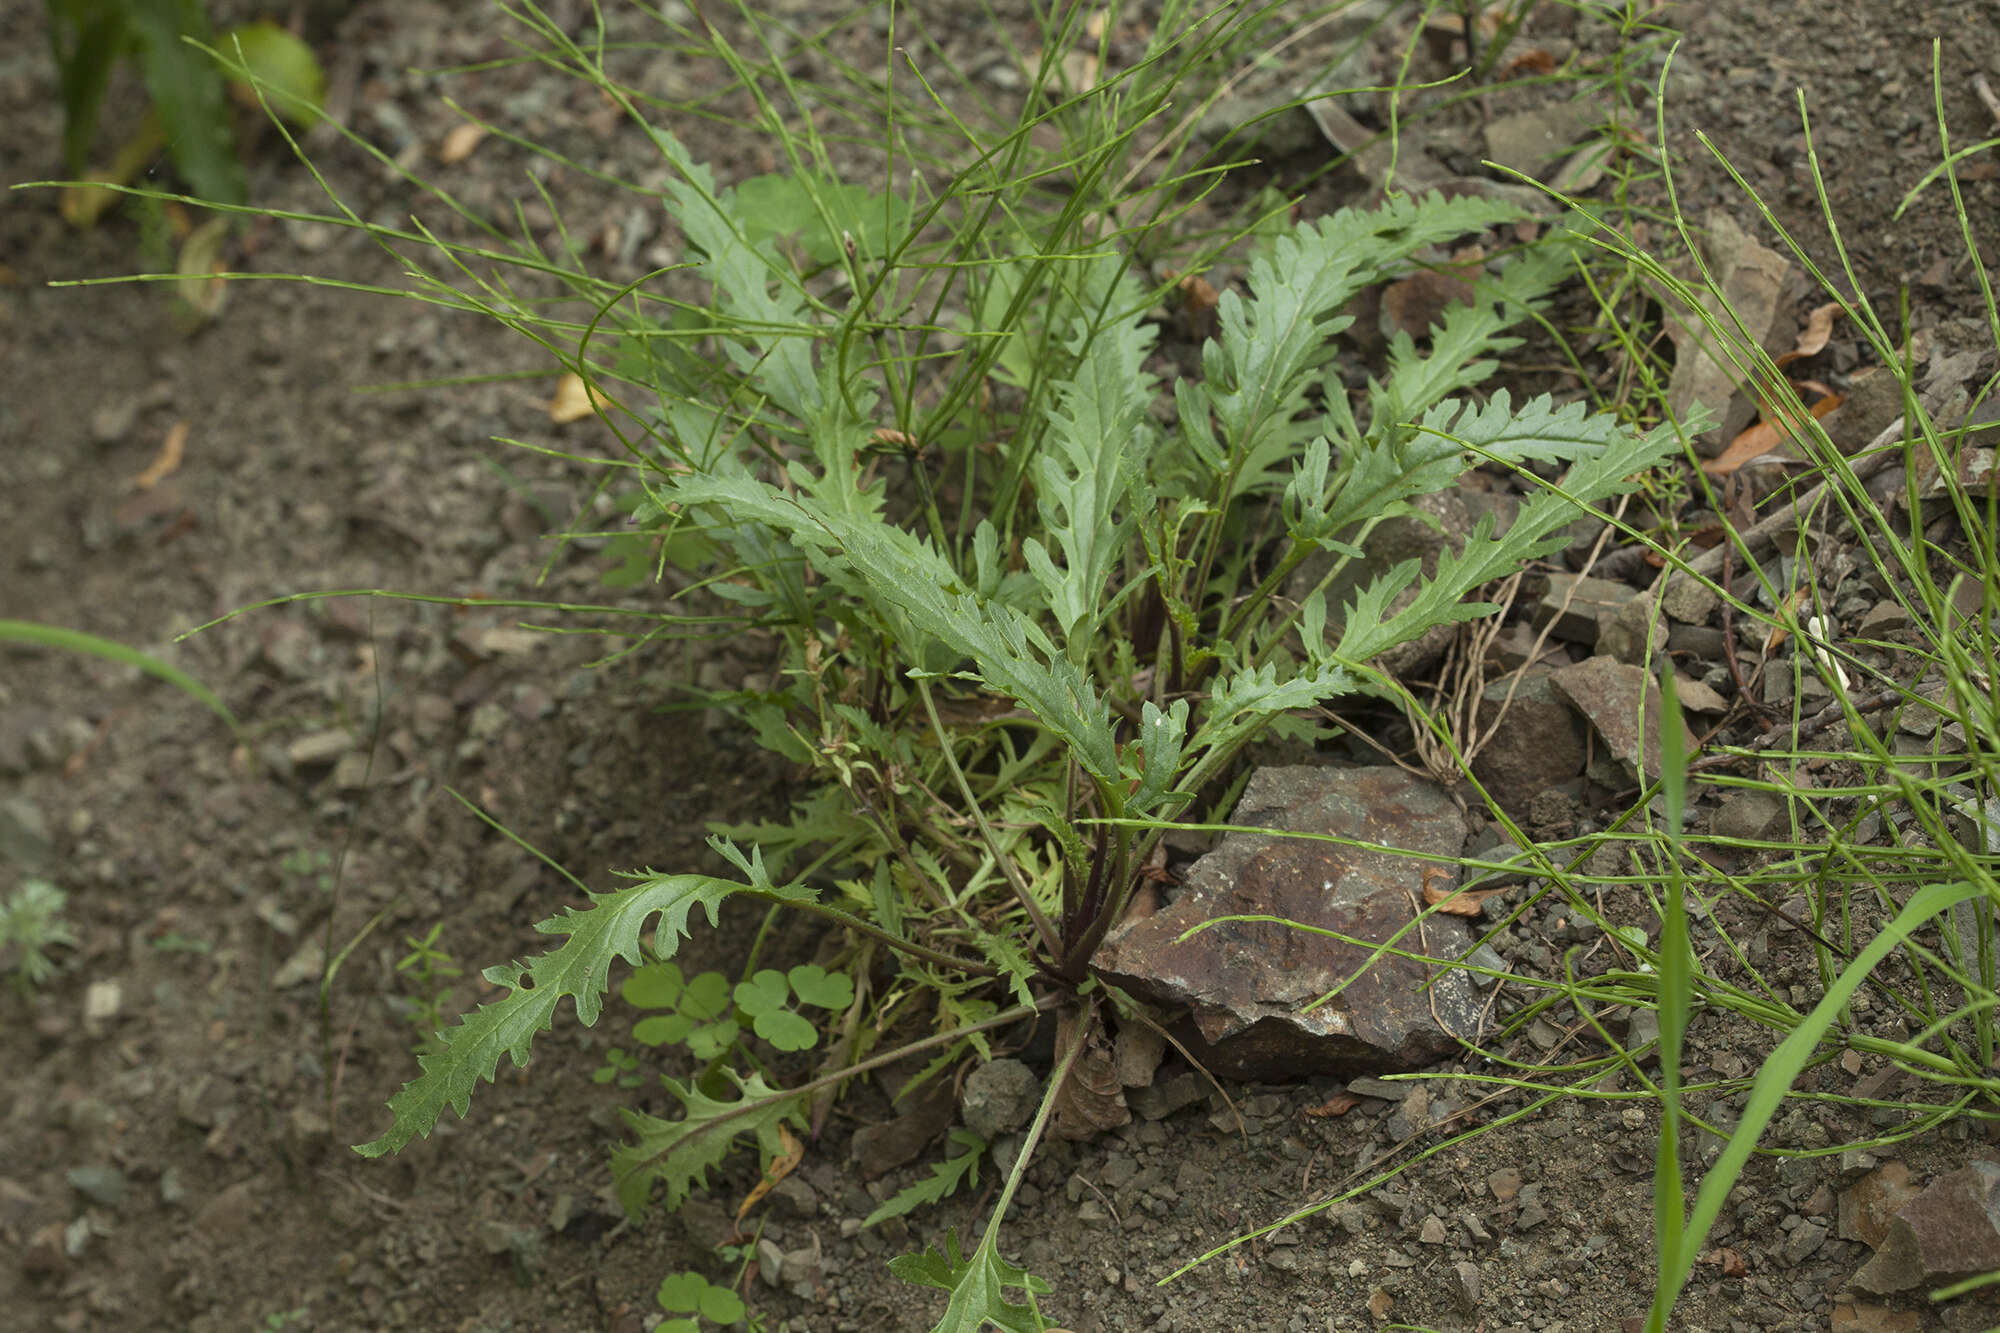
[356,873,799,1157]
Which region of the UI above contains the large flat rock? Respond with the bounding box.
[1094,765,1479,1080]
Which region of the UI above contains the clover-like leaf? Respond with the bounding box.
[751,1008,819,1052]
[683,971,733,1019]
[633,1013,696,1048]
[734,969,791,1015]
[684,1017,741,1061]
[656,1271,709,1314]
[787,964,853,1010]
[700,1284,745,1323]
[623,961,686,1010]
[655,1270,747,1325]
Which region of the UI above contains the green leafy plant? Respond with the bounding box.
[393,924,463,1055]
[43,0,324,224]
[48,0,1684,1322]
[32,0,2000,1321]
[864,1130,987,1229]
[0,879,78,993]
[327,16,1672,1318]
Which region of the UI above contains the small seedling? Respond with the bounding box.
[0,879,78,993]
[393,924,461,1054]
[655,1270,747,1333]
[280,847,334,895]
[594,1046,644,1090]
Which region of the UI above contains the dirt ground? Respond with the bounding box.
[4,1,1999,1331]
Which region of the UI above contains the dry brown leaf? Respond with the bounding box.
[1422,881,1498,917]
[1178,272,1219,313]
[1761,588,1810,658]
[132,420,191,491]
[1051,1005,1130,1141]
[1304,1091,1361,1119]
[870,427,917,448]
[548,372,607,424]
[1712,1246,1748,1278]
[175,217,231,321]
[735,1122,804,1220]
[1500,48,1557,77]
[1381,249,1483,341]
[437,122,489,165]
[1701,391,1843,477]
[1773,300,1843,367]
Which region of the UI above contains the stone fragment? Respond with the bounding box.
[1450,1259,1481,1311]
[1818,367,1905,456]
[1550,657,1698,782]
[1127,1070,1205,1122]
[82,980,121,1032]
[0,795,53,872]
[253,618,320,681]
[1712,790,1787,841]
[1783,1218,1828,1265]
[193,1179,259,1241]
[1093,765,1476,1080]
[1533,573,1634,645]
[851,1067,955,1181]
[1488,620,1567,671]
[756,1237,785,1287]
[0,1177,36,1230]
[1830,1299,1921,1332]
[1856,602,1910,637]
[271,939,325,990]
[960,1059,1040,1141]
[1665,209,1795,455]
[91,398,141,445]
[1851,1162,2000,1294]
[1673,675,1730,714]
[1469,670,1588,814]
[1660,574,1720,626]
[1483,98,1601,182]
[285,730,353,768]
[65,1165,127,1208]
[479,627,545,656]
[1597,592,1664,666]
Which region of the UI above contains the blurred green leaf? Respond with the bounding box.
[220,21,324,129]
[124,0,244,205]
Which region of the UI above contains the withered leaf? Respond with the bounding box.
[1052,1005,1130,1141]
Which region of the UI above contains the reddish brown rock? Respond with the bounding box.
[1092,765,1477,1080]
[1852,1161,2000,1294]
